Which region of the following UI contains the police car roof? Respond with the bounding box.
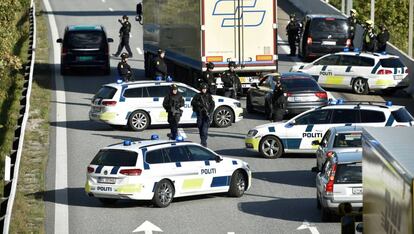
[334,151,362,164]
[103,140,193,151]
[322,102,404,110]
[281,72,313,79]
[306,14,347,20]
[106,80,189,88]
[330,125,363,134]
[67,25,103,31]
[334,51,399,59]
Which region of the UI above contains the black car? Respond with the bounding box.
[57,25,113,75]
[246,72,328,117]
[299,14,350,61]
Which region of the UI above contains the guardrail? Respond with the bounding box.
[0,0,36,233]
[287,0,414,95]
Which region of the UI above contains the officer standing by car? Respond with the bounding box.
[117,52,133,82]
[113,15,133,58]
[153,49,168,80]
[377,24,389,52]
[362,20,377,52]
[191,83,215,147]
[348,9,358,49]
[286,14,301,56]
[270,79,287,122]
[200,62,217,94]
[163,84,184,140]
[221,61,241,98]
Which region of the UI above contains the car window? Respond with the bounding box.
[123,87,143,98]
[146,86,170,97]
[380,58,405,68]
[358,57,375,66]
[65,31,105,49]
[391,108,414,122]
[331,109,359,123]
[339,55,359,66]
[94,86,117,99]
[164,146,191,162]
[310,18,348,36]
[281,78,320,92]
[360,110,386,123]
[186,145,216,161]
[295,109,331,125]
[314,55,340,66]
[91,149,137,166]
[335,163,362,184]
[333,132,362,147]
[178,86,197,98]
[320,129,331,147]
[146,149,170,164]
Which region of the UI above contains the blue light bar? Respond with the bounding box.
[151,134,159,140]
[175,136,184,142]
[386,101,392,106]
[123,139,132,146]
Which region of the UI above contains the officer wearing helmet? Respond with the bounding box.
[163,84,184,140]
[377,24,389,52]
[348,9,359,49]
[221,61,241,98]
[191,83,215,147]
[153,49,168,80]
[117,52,133,82]
[362,20,377,52]
[113,15,133,58]
[199,62,217,94]
[286,13,301,56]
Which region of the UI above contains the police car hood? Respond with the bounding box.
[253,121,287,130]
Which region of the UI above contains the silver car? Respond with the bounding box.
[313,151,363,222]
[313,126,362,170]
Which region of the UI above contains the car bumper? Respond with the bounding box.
[245,137,261,151]
[85,180,154,200]
[322,197,363,213]
[89,110,127,126]
[235,107,244,122]
[307,45,348,57]
[369,78,409,90]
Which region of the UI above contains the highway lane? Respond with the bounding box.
[43,0,414,233]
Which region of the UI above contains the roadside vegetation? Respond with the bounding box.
[329,0,413,54]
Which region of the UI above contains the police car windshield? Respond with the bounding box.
[91,149,138,166]
[310,18,348,38]
[379,58,404,68]
[282,78,321,92]
[66,31,105,49]
[333,133,362,148]
[391,108,414,122]
[334,163,362,184]
[94,86,117,100]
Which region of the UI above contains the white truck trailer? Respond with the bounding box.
[142,0,278,90]
[362,127,414,234]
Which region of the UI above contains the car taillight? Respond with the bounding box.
[377,69,393,75]
[286,92,292,97]
[326,151,334,158]
[102,100,117,106]
[346,39,351,47]
[307,37,313,45]
[325,164,337,194]
[62,47,67,56]
[315,91,327,99]
[87,166,94,173]
[120,168,142,176]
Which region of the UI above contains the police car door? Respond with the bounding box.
[336,55,361,89]
[177,85,197,123]
[314,54,341,87]
[147,85,173,124]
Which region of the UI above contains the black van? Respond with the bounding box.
[298,14,351,61]
[56,25,113,75]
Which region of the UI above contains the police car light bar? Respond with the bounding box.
[166,76,173,82]
[175,136,184,142]
[151,134,159,140]
[123,139,132,146]
[116,79,124,84]
[353,48,360,52]
[343,48,350,52]
[386,101,392,106]
[155,76,163,81]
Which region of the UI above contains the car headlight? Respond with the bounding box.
[247,129,258,137]
[234,102,241,108]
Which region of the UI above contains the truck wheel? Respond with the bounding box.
[246,95,254,113]
[259,136,283,159]
[213,106,234,128]
[128,110,150,131]
[228,170,246,197]
[352,78,369,95]
[321,207,331,222]
[152,180,174,208]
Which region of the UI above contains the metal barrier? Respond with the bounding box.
[0,0,36,232]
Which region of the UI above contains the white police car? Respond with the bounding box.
[89,80,243,131]
[291,51,409,94]
[245,100,414,158]
[85,136,251,207]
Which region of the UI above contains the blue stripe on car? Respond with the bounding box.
[371,62,381,74]
[153,97,159,102]
[232,160,238,165]
[110,166,119,174]
[385,115,395,126]
[284,138,302,149]
[176,162,181,167]
[345,66,352,72]
[142,148,150,170]
[321,65,328,71]
[119,84,128,102]
[95,165,104,174]
[205,160,210,166]
[211,176,231,187]
[305,124,314,132]
[268,127,275,132]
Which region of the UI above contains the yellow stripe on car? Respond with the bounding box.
[85,181,91,193]
[375,79,393,86]
[99,112,117,121]
[325,76,344,85]
[182,178,204,190]
[116,184,142,193]
[245,138,260,151]
[159,111,168,118]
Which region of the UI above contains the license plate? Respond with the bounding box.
[394,75,404,80]
[293,96,317,102]
[98,177,116,184]
[322,41,336,46]
[352,187,363,195]
[78,56,94,61]
[242,84,251,88]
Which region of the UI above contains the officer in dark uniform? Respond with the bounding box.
[135,2,143,25]
[286,14,300,56]
[362,20,377,52]
[163,84,184,140]
[221,61,241,99]
[200,62,217,95]
[377,24,390,52]
[153,49,168,80]
[191,83,215,147]
[348,9,358,49]
[113,15,133,58]
[117,52,133,82]
[271,78,287,122]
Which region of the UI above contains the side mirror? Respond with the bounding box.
[56,38,62,43]
[311,140,320,146]
[251,82,258,89]
[356,223,363,233]
[311,167,320,173]
[215,155,223,163]
[107,38,114,43]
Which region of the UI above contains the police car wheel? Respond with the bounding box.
[352,78,369,95]
[128,110,150,131]
[228,171,246,197]
[246,96,254,113]
[259,136,283,158]
[152,180,174,208]
[98,198,117,205]
[213,106,234,128]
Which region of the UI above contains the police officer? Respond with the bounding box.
[153,49,168,80]
[362,20,377,52]
[200,62,217,95]
[286,14,301,56]
[113,15,133,58]
[348,9,358,49]
[135,2,143,25]
[117,52,133,82]
[221,61,241,99]
[191,83,215,147]
[377,24,389,52]
[163,84,184,140]
[270,78,287,122]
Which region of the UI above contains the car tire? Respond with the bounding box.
[128,110,150,131]
[246,95,254,113]
[352,78,369,95]
[99,198,117,205]
[152,180,174,208]
[321,207,331,222]
[259,135,283,159]
[228,170,247,197]
[213,106,234,128]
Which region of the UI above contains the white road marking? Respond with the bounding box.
[297,220,320,234]
[136,47,143,55]
[132,220,163,233]
[42,0,68,233]
[178,128,187,139]
[108,7,114,11]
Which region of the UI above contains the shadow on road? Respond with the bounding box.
[253,170,315,188]
[214,148,259,158]
[50,120,113,131]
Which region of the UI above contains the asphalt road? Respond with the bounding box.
[42,0,414,234]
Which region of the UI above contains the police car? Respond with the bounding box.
[85,137,251,207]
[89,80,243,131]
[245,100,414,158]
[290,51,409,94]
